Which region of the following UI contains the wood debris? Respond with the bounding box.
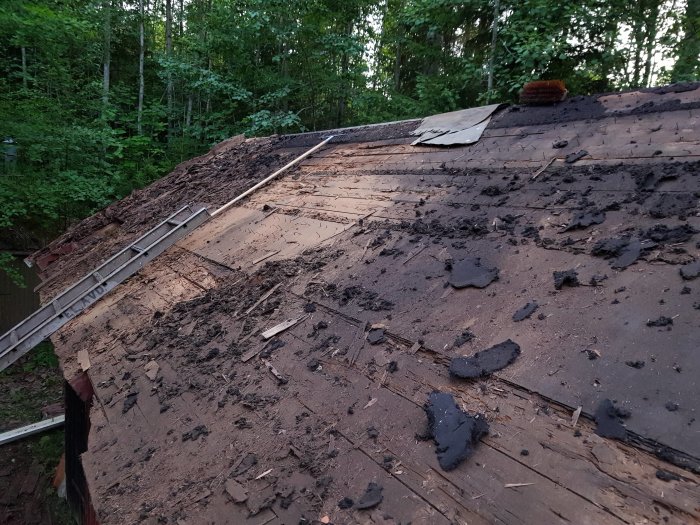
[241,346,263,363]
[144,360,159,381]
[252,250,280,265]
[403,243,426,265]
[224,478,248,503]
[178,320,197,337]
[263,359,287,384]
[254,468,273,480]
[244,283,282,316]
[531,156,557,179]
[363,398,377,409]
[77,349,91,371]
[261,315,307,339]
[571,406,582,427]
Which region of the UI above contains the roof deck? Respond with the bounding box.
[38,84,700,524]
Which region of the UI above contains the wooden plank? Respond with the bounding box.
[278,309,700,524]
[244,283,282,316]
[47,99,700,525]
[55,244,700,525]
[277,325,624,524]
[240,343,263,363]
[261,316,307,339]
[281,402,458,524]
[294,109,699,175]
[287,212,700,455]
[77,349,91,371]
[252,251,280,265]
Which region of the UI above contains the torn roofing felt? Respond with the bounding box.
[28,83,700,524]
[410,103,504,146]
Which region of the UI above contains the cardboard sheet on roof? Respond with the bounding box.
[411,103,503,146]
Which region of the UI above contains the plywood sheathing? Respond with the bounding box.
[57,263,700,525]
[46,86,700,524]
[31,136,296,300]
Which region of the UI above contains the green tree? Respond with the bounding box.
[671,0,700,81]
[0,0,693,283]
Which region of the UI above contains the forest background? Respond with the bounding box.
[1,0,698,281]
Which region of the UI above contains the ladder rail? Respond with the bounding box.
[0,135,336,371]
[0,205,194,351]
[0,207,210,370]
[81,204,194,274]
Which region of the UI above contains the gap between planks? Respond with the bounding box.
[287,289,700,482]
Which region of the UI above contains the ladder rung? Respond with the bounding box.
[0,206,211,372]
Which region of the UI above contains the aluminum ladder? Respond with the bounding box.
[0,205,211,371]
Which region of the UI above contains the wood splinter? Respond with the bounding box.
[263,359,287,384]
[504,482,535,488]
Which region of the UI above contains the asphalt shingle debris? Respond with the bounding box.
[449,258,499,289]
[656,469,681,482]
[563,209,605,231]
[449,340,521,379]
[423,392,489,471]
[647,316,673,327]
[453,330,475,347]
[355,482,383,510]
[591,237,642,269]
[367,328,386,345]
[564,150,589,163]
[594,399,629,441]
[680,260,700,280]
[182,425,210,442]
[553,269,579,290]
[512,301,538,322]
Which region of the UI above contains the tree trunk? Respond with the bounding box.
[487,0,500,97]
[179,0,184,37]
[186,94,192,127]
[280,36,289,112]
[203,0,212,137]
[672,0,700,81]
[642,1,661,87]
[631,4,644,87]
[389,0,403,93]
[337,20,352,128]
[394,37,401,92]
[166,0,173,139]
[137,0,145,135]
[205,57,212,115]
[102,0,111,118]
[21,47,28,91]
[600,15,620,90]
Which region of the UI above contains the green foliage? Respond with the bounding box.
[30,430,64,469]
[0,252,25,287]
[670,0,700,81]
[0,0,692,277]
[21,341,59,371]
[0,341,63,425]
[0,341,59,378]
[244,110,304,136]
